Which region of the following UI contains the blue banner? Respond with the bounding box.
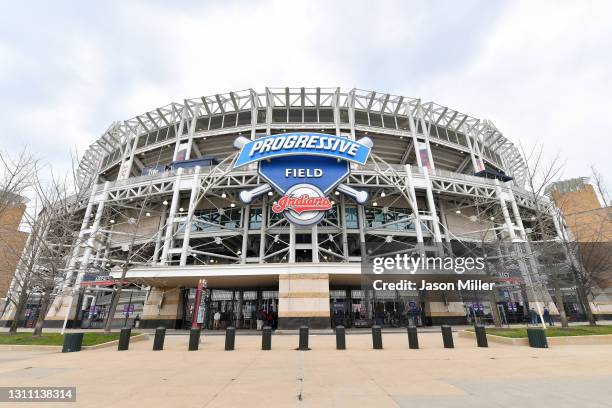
[259,156,349,194]
[234,133,370,168]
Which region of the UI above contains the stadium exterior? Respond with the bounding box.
[5,88,574,330]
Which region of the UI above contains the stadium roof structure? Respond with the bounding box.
[77,87,527,188]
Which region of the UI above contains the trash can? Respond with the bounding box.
[527,328,548,348]
[62,333,84,353]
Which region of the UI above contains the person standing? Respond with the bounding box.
[543,307,554,326]
[529,308,537,325]
[256,309,265,330]
[213,311,221,330]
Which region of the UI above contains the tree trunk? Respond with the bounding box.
[551,274,568,328]
[572,267,597,325]
[104,267,128,334]
[9,288,29,335]
[32,290,52,337]
[488,291,502,327]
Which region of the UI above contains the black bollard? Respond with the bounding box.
[262,326,272,350]
[372,325,383,349]
[441,325,454,348]
[118,328,131,351]
[298,326,310,350]
[407,325,419,349]
[188,328,201,351]
[225,327,236,351]
[62,333,84,353]
[153,327,166,351]
[474,324,488,347]
[336,326,346,350]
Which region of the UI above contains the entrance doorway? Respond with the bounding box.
[181,288,278,330]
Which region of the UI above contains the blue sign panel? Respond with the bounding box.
[259,156,349,194]
[234,133,370,168]
[233,132,373,226]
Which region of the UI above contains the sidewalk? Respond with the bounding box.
[1,331,612,407]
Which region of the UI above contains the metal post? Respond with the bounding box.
[180,166,201,265]
[474,324,488,347]
[191,279,205,329]
[407,325,419,349]
[188,328,201,351]
[262,326,272,350]
[161,168,183,264]
[118,328,131,351]
[298,326,309,350]
[336,325,346,350]
[225,327,236,351]
[372,325,383,349]
[441,325,454,348]
[153,327,166,351]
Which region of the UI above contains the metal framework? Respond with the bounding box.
[66,87,540,288]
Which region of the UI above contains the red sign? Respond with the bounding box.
[272,194,331,214]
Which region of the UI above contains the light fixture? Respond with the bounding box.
[334,191,340,196]
[490,216,495,221]
[237,250,241,255]
[230,203,236,207]
[455,210,461,214]
[373,202,378,207]
[267,191,273,196]
[110,219,115,224]
[330,201,335,205]
[162,200,168,206]
[145,212,151,217]
[221,193,227,198]
[179,207,184,212]
[530,216,536,221]
[381,192,386,197]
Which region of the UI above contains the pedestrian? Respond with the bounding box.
[256,309,265,330]
[543,307,554,326]
[529,308,537,325]
[213,311,221,330]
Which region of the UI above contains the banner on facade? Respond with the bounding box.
[233,133,373,226]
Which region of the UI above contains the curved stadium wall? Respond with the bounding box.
[37,88,551,329]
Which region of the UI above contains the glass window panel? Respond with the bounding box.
[319,108,334,122]
[223,113,237,128]
[369,113,383,127]
[272,108,287,123]
[209,115,223,129]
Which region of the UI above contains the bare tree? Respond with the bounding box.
[0,149,37,330]
[519,143,569,327]
[590,165,610,207]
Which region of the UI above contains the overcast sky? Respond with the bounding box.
[1,0,611,192]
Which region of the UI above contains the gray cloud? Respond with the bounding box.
[0,0,610,191]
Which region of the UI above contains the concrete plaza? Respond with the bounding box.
[1,331,612,408]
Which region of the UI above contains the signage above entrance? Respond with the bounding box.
[233,133,373,226]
